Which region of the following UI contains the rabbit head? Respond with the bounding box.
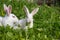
[24,5,39,23]
[4,4,18,21]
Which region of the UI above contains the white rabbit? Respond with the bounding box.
[18,5,39,29]
[2,4,18,29]
[0,16,3,26]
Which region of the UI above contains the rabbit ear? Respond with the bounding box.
[24,5,30,16]
[8,5,12,13]
[3,4,8,11]
[31,8,39,16]
[3,4,9,16]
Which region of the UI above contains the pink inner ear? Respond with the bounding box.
[3,4,11,16]
[6,8,10,16]
[4,7,9,16]
[6,6,12,16]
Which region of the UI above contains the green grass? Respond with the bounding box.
[0,0,60,40]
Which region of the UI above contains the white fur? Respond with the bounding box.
[18,5,39,29]
[2,4,18,29]
[18,18,27,29]
[0,16,3,26]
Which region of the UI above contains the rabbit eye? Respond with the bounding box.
[12,16,15,18]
